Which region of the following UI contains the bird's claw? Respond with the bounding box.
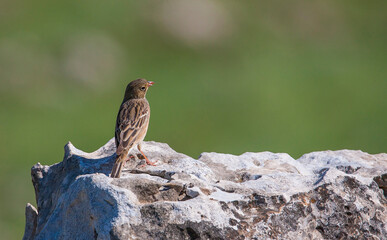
[146,160,158,166]
[139,160,158,168]
[127,155,135,160]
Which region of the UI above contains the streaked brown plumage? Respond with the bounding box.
[110,78,155,178]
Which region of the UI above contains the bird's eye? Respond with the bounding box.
[141,86,146,91]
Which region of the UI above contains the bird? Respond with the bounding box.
[110,78,156,178]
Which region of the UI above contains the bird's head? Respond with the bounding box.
[124,78,154,100]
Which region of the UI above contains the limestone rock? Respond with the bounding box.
[24,139,387,239]
[22,203,38,240]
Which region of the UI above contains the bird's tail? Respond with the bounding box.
[110,155,125,178]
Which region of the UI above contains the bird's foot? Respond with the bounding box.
[138,148,157,167]
[145,158,157,166]
[126,155,135,161]
[139,158,158,168]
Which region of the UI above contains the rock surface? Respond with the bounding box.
[24,139,387,240]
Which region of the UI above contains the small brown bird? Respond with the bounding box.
[110,78,156,178]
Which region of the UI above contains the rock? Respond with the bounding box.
[22,203,38,240]
[24,139,387,240]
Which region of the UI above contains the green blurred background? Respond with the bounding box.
[0,0,386,238]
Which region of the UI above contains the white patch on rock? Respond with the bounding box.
[209,189,244,202]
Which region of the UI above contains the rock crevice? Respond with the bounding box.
[23,139,387,240]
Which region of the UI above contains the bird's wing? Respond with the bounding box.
[115,100,149,156]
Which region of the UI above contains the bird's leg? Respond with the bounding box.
[137,144,157,166]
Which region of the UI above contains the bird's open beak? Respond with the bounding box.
[147,81,154,87]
